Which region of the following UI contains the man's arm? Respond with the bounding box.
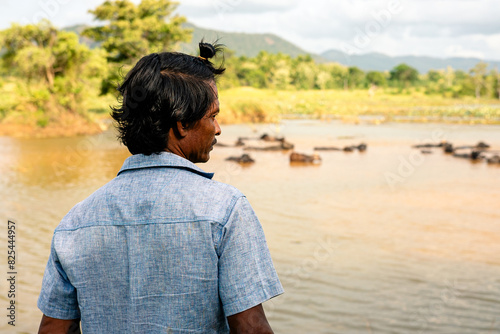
[227,304,274,334]
[38,315,81,334]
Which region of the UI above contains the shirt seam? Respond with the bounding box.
[38,299,80,318]
[223,282,284,316]
[214,195,245,255]
[55,218,226,232]
[222,196,245,225]
[118,162,213,179]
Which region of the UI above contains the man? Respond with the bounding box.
[38,42,283,333]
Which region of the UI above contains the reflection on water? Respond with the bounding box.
[1,120,499,333]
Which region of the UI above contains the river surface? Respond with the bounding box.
[0,120,499,333]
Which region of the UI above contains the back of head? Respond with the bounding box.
[112,42,225,155]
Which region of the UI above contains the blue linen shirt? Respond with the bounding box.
[38,152,283,333]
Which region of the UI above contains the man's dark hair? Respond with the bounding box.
[111,42,225,155]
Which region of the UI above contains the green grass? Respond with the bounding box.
[218,87,500,124]
[1,77,499,138]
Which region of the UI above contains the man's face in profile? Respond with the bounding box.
[183,81,221,163]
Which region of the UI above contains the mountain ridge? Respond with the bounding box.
[178,22,325,62]
[63,22,500,73]
[321,49,500,73]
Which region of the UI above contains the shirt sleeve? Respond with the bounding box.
[38,235,80,320]
[218,196,284,316]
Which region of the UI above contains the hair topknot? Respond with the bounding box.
[198,40,225,75]
[199,42,216,59]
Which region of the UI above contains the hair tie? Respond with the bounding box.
[199,56,207,61]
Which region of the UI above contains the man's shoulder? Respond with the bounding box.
[54,169,247,231]
[191,173,244,199]
[178,172,248,224]
[54,182,112,232]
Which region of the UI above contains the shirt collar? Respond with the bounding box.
[117,152,214,179]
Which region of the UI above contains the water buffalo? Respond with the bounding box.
[343,146,354,152]
[314,143,367,152]
[476,141,490,149]
[443,143,454,153]
[452,150,483,160]
[314,147,342,151]
[412,142,447,148]
[454,142,490,150]
[244,140,294,151]
[290,152,321,164]
[260,133,284,142]
[225,154,255,164]
[487,155,500,164]
[235,137,246,146]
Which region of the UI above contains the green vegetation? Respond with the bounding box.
[0,0,190,136]
[0,0,499,137]
[390,63,419,87]
[83,0,191,94]
[218,88,500,125]
[220,50,500,101]
[0,19,107,136]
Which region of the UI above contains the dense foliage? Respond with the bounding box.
[0,19,106,128]
[0,0,499,135]
[218,51,500,99]
[83,0,191,94]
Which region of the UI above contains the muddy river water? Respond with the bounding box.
[1,120,499,333]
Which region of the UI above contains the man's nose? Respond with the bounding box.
[215,119,221,136]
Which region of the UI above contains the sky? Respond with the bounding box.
[2,0,500,61]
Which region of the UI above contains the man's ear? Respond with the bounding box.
[175,121,189,137]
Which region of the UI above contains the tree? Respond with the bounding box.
[424,69,446,95]
[313,63,344,90]
[444,66,454,88]
[366,71,387,87]
[427,70,444,83]
[215,48,240,89]
[83,0,191,94]
[454,70,475,97]
[0,20,106,113]
[469,61,488,98]
[269,55,292,90]
[290,55,316,90]
[390,63,419,87]
[329,63,348,89]
[1,20,102,89]
[232,51,274,88]
[492,67,500,99]
[346,66,365,89]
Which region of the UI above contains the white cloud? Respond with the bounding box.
[1,0,499,60]
[445,45,484,59]
[484,34,500,57]
[178,0,300,19]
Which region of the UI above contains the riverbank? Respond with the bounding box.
[0,79,114,138]
[1,87,499,137]
[218,87,500,125]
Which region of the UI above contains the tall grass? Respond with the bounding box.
[2,82,499,137]
[218,87,500,124]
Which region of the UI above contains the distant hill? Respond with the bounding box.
[178,22,324,61]
[64,22,323,61]
[63,23,500,73]
[321,49,500,73]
